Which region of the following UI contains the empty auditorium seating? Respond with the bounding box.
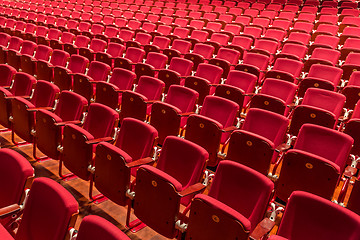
[184,160,274,240]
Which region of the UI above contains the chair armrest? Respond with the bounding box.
[5,95,31,100]
[244,93,255,97]
[145,100,160,104]
[115,89,126,93]
[27,106,54,112]
[55,120,82,127]
[0,204,21,218]
[180,112,195,117]
[179,183,206,197]
[86,136,113,145]
[222,125,238,132]
[126,157,154,168]
[249,218,276,240]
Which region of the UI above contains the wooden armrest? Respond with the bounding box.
[180,112,195,117]
[145,100,159,104]
[0,204,21,218]
[115,89,126,93]
[126,157,154,168]
[249,218,276,240]
[86,136,113,145]
[275,143,291,153]
[222,126,237,132]
[244,93,255,97]
[6,95,31,100]
[55,120,82,127]
[27,106,54,112]
[180,183,206,197]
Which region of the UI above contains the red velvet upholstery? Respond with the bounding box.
[36,49,70,82]
[62,103,118,180]
[265,58,303,83]
[150,85,198,144]
[135,52,168,80]
[0,64,16,88]
[209,47,240,78]
[120,76,164,121]
[186,161,274,239]
[184,63,224,104]
[53,54,89,91]
[236,52,270,81]
[94,117,157,205]
[11,80,60,143]
[114,47,145,71]
[73,61,111,102]
[289,88,346,135]
[7,40,36,71]
[185,95,239,166]
[20,45,52,75]
[250,78,297,116]
[14,178,78,240]
[0,149,33,208]
[0,72,36,129]
[227,108,289,174]
[215,70,257,109]
[35,91,87,160]
[277,124,354,201]
[76,215,130,240]
[95,68,136,110]
[132,136,208,238]
[158,57,194,93]
[273,191,360,240]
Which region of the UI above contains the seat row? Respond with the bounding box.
[1,0,336,16]
[2,139,360,240]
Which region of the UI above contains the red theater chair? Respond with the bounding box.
[275,124,353,202]
[91,117,158,203]
[58,103,119,180]
[183,160,274,240]
[225,108,289,175]
[268,191,360,240]
[10,80,59,145]
[126,136,208,238]
[33,91,87,160]
[0,177,79,240]
[150,85,198,145]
